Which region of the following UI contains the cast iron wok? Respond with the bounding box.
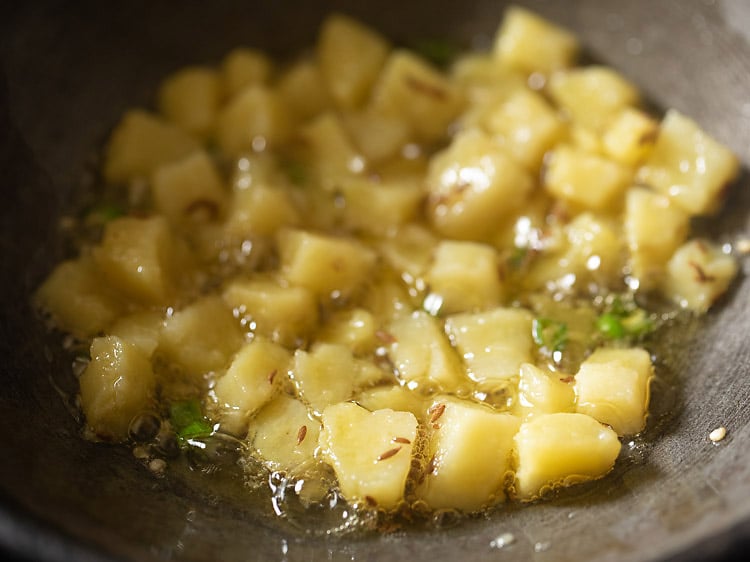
[1,0,750,560]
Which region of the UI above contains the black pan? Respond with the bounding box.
[1,1,749,560]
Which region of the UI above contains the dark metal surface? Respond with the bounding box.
[1,1,749,561]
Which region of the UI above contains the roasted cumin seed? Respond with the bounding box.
[392,436,411,444]
[268,369,278,384]
[429,403,446,423]
[365,495,378,507]
[377,446,402,461]
[375,330,396,344]
[296,425,307,445]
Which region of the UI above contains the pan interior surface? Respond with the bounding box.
[1,1,750,561]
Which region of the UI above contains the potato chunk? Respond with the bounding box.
[103,110,199,183]
[575,348,653,436]
[419,398,520,511]
[494,6,578,74]
[662,239,738,312]
[638,110,739,215]
[277,59,331,121]
[516,363,576,418]
[445,307,533,382]
[225,183,299,238]
[79,336,155,441]
[317,308,377,356]
[318,14,390,109]
[213,338,290,436]
[513,413,621,501]
[221,48,272,98]
[216,86,290,156]
[320,402,417,509]
[426,241,502,315]
[108,310,163,357]
[602,108,658,166]
[340,177,423,236]
[355,385,427,420]
[426,130,534,240]
[158,66,220,137]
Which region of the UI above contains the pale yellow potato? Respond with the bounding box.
[513,413,621,501]
[108,310,163,357]
[637,110,739,215]
[516,363,576,418]
[377,224,439,279]
[339,176,423,236]
[419,398,520,511]
[80,336,155,441]
[221,48,272,99]
[317,13,390,109]
[602,107,658,166]
[354,385,427,420]
[343,109,410,163]
[445,307,533,382]
[225,183,299,238]
[158,66,220,137]
[317,308,377,356]
[277,59,331,120]
[575,348,653,436]
[450,53,526,105]
[319,403,417,509]
[103,110,199,184]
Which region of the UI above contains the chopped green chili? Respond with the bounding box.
[532,317,568,352]
[169,399,213,442]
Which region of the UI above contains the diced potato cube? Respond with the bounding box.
[355,385,427,420]
[344,109,410,162]
[387,311,465,390]
[377,224,439,279]
[225,183,299,238]
[602,108,658,166]
[517,364,576,418]
[152,150,228,226]
[445,307,533,382]
[450,53,526,105]
[426,241,502,315]
[360,276,414,326]
[419,398,520,511]
[34,257,123,338]
[513,413,621,501]
[317,308,377,356]
[548,66,639,132]
[222,277,318,348]
[213,338,291,435]
[317,14,390,109]
[370,50,464,143]
[484,89,565,171]
[561,212,625,287]
[575,348,653,436]
[159,296,245,379]
[544,145,632,211]
[277,59,331,120]
[293,343,390,415]
[103,110,199,184]
[494,6,579,74]
[340,176,422,236]
[662,239,738,312]
[93,216,184,305]
[637,110,739,215]
[158,66,220,137]
[221,48,272,98]
[319,402,417,509]
[247,394,320,473]
[426,129,534,240]
[108,310,163,357]
[216,86,291,156]
[79,336,155,441]
[625,187,690,289]
[277,229,377,301]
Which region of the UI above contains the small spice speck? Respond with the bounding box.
[709,426,727,443]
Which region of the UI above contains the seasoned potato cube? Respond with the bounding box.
[517,364,576,418]
[222,277,318,348]
[221,48,272,98]
[602,108,658,166]
[445,307,533,382]
[216,86,291,156]
[548,66,639,132]
[561,212,625,286]
[637,110,739,215]
[293,343,389,415]
[544,145,632,211]
[103,110,199,184]
[387,311,465,390]
[340,177,423,236]
[426,129,534,240]
[277,59,330,120]
[344,109,410,162]
[484,89,565,171]
[225,183,299,238]
[158,66,220,137]
[108,310,163,357]
[494,6,578,74]
[317,308,377,356]
[34,257,123,338]
[159,296,245,379]
[575,348,653,436]
[318,14,390,109]
[152,150,228,226]
[625,187,690,289]
[513,413,621,501]
[450,53,526,105]
[662,239,738,312]
[370,50,463,142]
[247,394,320,473]
[79,336,155,441]
[93,216,184,305]
[213,338,290,435]
[277,229,377,301]
[355,385,427,420]
[426,241,502,315]
[377,224,439,279]
[319,402,417,509]
[419,398,520,511]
